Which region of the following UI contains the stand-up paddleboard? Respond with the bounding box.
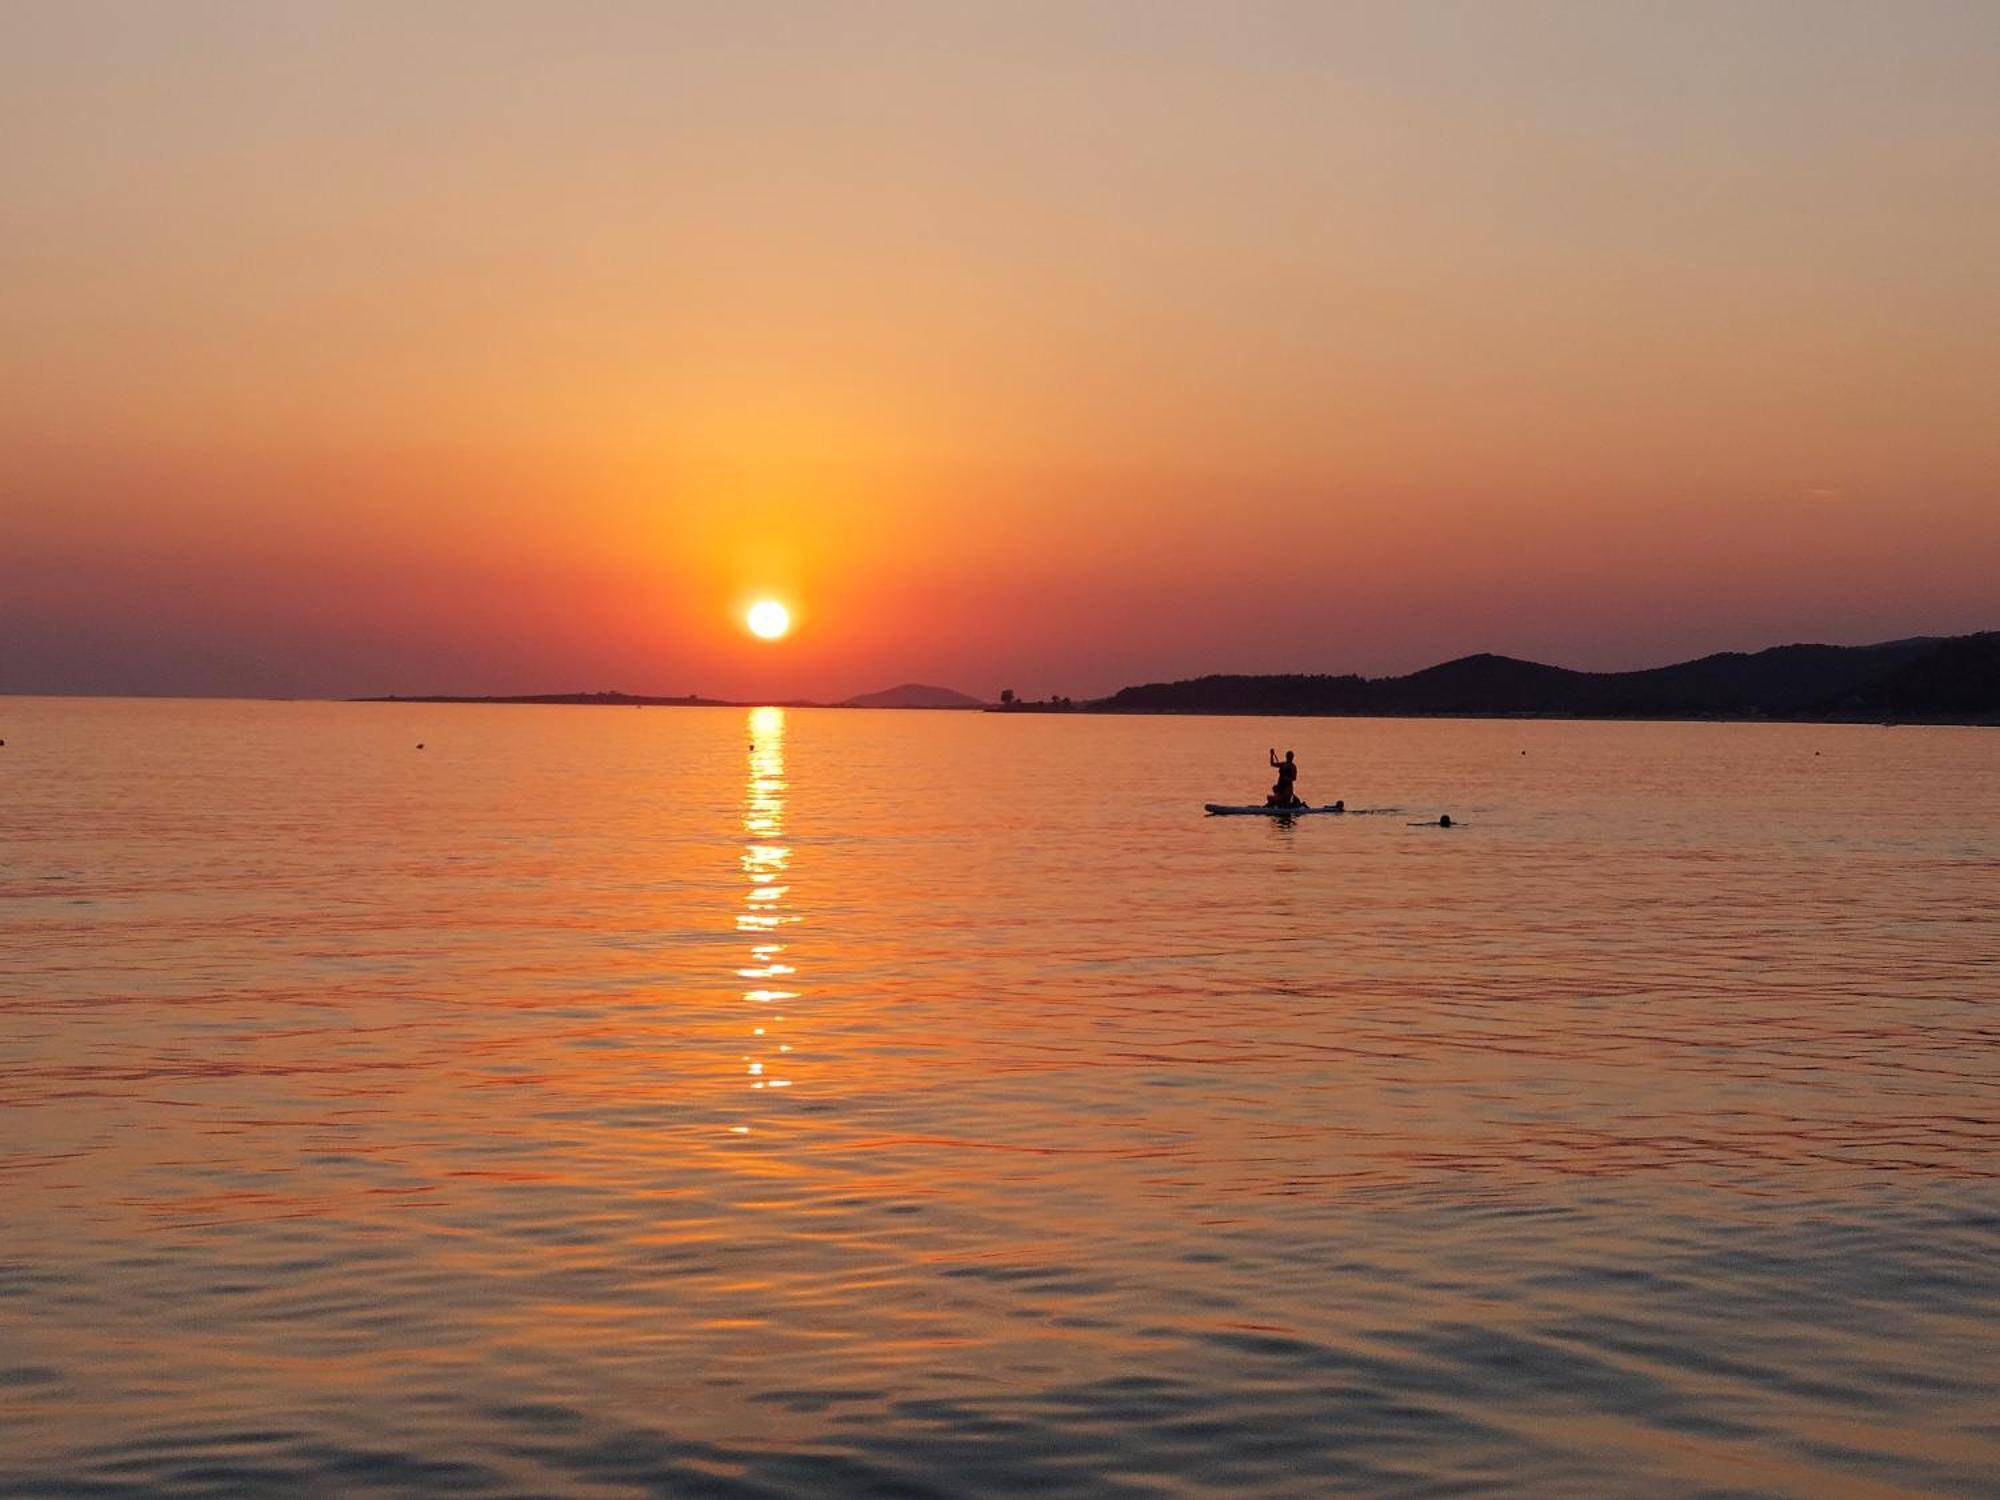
[1205,803,1345,817]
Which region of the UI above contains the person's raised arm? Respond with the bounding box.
[1269,748,1280,768]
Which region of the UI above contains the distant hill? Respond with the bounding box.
[357,691,733,707]
[1820,633,2000,719]
[351,633,1996,723]
[840,683,987,709]
[353,683,992,710]
[1097,634,1998,723]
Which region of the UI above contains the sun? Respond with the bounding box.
[746,599,791,640]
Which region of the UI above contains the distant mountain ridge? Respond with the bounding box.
[354,633,1995,723]
[840,683,987,709]
[1098,633,1999,722]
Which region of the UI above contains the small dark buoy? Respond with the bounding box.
[1439,814,1453,828]
[416,743,425,750]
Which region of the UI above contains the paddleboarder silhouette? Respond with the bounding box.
[1267,748,1302,808]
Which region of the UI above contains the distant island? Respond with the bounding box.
[357,631,1997,724]
[357,685,990,710]
[359,691,745,708]
[1094,632,1999,724]
[839,683,988,709]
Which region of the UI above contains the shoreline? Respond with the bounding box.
[350,696,1994,728]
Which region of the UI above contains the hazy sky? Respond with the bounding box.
[3,1,1995,700]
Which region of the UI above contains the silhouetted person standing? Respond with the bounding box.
[1268,748,1301,808]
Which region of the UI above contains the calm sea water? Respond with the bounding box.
[1,698,1995,1498]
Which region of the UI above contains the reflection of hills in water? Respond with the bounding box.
[737,707,799,1109]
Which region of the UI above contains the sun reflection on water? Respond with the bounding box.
[738,707,798,1106]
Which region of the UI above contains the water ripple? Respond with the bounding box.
[0,702,1994,1496]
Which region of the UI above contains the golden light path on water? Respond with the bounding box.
[737,706,798,1116]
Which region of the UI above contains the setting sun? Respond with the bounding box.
[746,600,791,640]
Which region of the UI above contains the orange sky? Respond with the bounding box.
[2,2,1995,700]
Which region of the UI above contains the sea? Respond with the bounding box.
[1,697,1994,1498]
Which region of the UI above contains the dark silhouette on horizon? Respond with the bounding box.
[838,683,987,709]
[358,685,993,711]
[352,631,1998,724]
[1098,632,2000,724]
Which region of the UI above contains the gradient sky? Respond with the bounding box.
[3,1,1995,701]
